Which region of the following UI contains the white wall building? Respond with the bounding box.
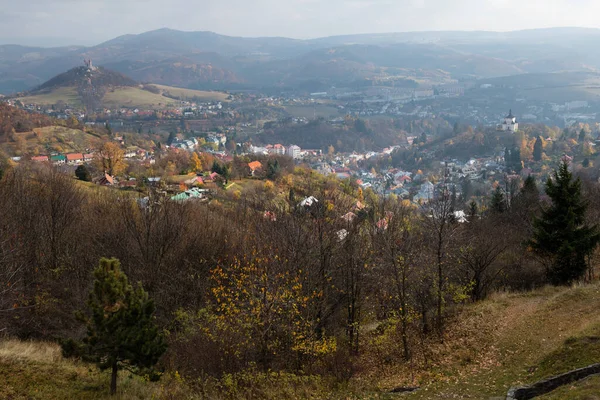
[287,145,301,159]
[499,109,519,132]
[270,144,286,155]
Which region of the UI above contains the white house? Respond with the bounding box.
[299,196,318,207]
[499,109,519,132]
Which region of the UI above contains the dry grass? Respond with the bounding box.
[0,339,62,364]
[103,87,177,108]
[284,104,341,119]
[152,84,230,102]
[0,338,198,399]
[1,125,108,157]
[354,281,600,399]
[17,86,82,107]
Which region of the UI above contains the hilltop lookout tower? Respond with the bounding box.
[83,59,96,71]
[499,109,518,132]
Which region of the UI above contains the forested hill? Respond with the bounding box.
[0,102,54,139]
[35,66,137,92]
[258,117,422,153]
[1,159,600,398]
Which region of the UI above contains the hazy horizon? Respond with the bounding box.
[1,0,600,46]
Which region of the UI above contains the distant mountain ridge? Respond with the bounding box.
[1,27,600,94]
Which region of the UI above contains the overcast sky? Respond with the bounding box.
[1,0,599,46]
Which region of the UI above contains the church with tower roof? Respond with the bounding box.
[498,109,519,132]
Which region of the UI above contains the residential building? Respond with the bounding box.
[271,144,286,155]
[287,145,301,159]
[50,154,66,165]
[248,161,263,176]
[66,153,84,165]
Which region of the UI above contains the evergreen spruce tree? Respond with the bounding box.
[579,128,587,142]
[521,175,538,198]
[62,258,166,395]
[75,165,91,182]
[533,136,543,161]
[211,161,223,175]
[166,131,176,146]
[513,175,540,224]
[530,161,600,284]
[468,200,478,219]
[512,147,522,172]
[267,159,281,180]
[583,158,591,168]
[490,187,506,213]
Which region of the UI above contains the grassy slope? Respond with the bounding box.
[102,87,177,108]
[284,104,341,119]
[538,375,600,399]
[393,283,600,399]
[152,84,230,102]
[5,283,600,399]
[0,340,183,400]
[18,86,179,109]
[1,126,108,156]
[18,87,82,107]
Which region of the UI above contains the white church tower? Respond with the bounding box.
[500,109,518,132]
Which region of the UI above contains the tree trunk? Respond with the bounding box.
[110,362,118,396]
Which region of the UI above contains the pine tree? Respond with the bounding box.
[579,128,587,142]
[167,131,176,146]
[533,136,543,161]
[490,187,506,213]
[504,147,511,164]
[513,175,539,223]
[530,161,600,284]
[468,200,478,219]
[267,159,281,180]
[62,258,166,395]
[211,161,223,175]
[512,147,522,172]
[75,165,91,182]
[521,175,538,198]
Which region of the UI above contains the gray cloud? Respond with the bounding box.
[0,0,599,46]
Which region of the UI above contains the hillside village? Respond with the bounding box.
[4,102,584,215]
